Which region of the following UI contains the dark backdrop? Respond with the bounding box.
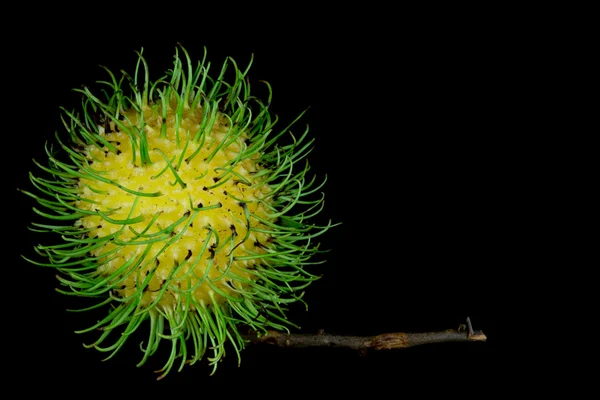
[7,8,503,392]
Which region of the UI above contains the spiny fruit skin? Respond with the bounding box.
[23,46,334,378]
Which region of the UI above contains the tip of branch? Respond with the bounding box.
[464,317,487,341]
[468,331,488,342]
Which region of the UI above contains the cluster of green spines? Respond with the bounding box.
[22,45,333,378]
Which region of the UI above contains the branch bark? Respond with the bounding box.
[243,317,486,352]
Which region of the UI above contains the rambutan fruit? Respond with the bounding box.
[21,45,335,379]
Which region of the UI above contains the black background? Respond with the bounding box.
[6,6,506,393]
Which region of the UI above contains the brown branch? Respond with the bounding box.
[243,317,486,352]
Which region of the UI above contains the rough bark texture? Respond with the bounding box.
[244,317,487,351]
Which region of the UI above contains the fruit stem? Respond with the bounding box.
[242,317,487,352]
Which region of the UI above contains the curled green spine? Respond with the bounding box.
[22,45,335,379]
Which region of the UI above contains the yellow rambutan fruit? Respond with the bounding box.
[21,45,335,378]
